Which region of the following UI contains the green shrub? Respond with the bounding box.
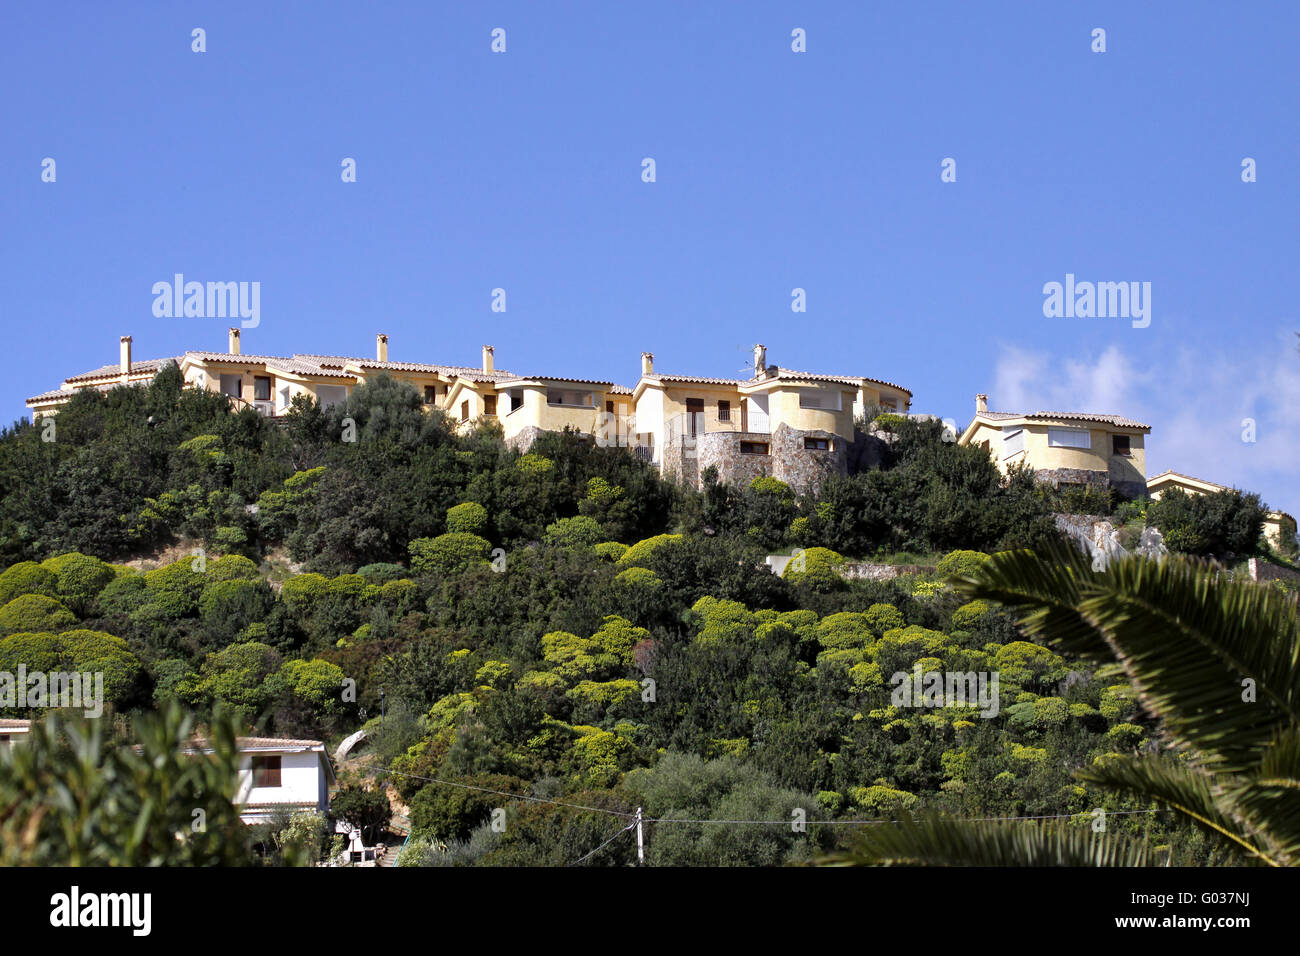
[864,602,905,635]
[39,553,115,610]
[543,515,603,549]
[936,550,990,579]
[593,541,629,562]
[782,547,846,591]
[617,534,684,568]
[0,562,58,606]
[950,599,992,631]
[408,533,492,577]
[0,594,77,636]
[445,502,489,536]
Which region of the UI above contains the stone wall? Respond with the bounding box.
[690,424,847,494]
[839,562,936,580]
[1035,468,1110,491]
[769,423,847,494]
[505,426,546,454]
[697,430,772,488]
[1249,558,1300,585]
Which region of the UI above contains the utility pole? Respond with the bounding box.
[635,806,644,864]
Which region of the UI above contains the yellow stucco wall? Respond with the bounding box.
[765,386,856,438]
[965,419,1146,483]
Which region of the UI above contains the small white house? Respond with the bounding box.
[0,718,31,747]
[229,737,336,824]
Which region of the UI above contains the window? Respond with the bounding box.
[739,441,770,455]
[484,395,497,416]
[798,388,842,410]
[252,755,281,788]
[424,386,436,405]
[717,400,731,422]
[605,400,615,414]
[1112,435,1132,456]
[1002,428,1025,458]
[510,389,525,413]
[547,389,594,407]
[803,437,830,451]
[460,400,469,422]
[253,376,272,402]
[1047,427,1090,449]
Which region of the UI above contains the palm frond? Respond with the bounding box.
[822,813,1151,867]
[1076,754,1270,864]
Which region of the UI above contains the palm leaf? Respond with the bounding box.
[1076,754,1270,864]
[824,813,1151,867]
[959,546,1300,773]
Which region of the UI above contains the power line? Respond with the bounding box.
[372,767,634,818]
[568,821,635,866]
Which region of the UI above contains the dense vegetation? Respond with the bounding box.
[0,366,1290,865]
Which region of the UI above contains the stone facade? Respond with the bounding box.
[506,425,546,453]
[683,423,847,494]
[839,562,937,580]
[1035,467,1110,491]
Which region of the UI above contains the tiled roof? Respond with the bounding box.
[651,374,743,386]
[1147,469,1224,488]
[64,357,178,383]
[181,735,325,753]
[183,351,289,364]
[27,380,151,406]
[0,719,32,730]
[647,370,912,394]
[979,410,1150,429]
[495,375,615,387]
[762,370,864,387]
[608,384,634,395]
[264,358,356,379]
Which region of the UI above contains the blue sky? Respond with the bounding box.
[3,2,1297,515]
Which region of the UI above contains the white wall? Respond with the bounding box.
[235,750,328,822]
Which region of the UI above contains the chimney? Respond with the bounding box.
[482,345,495,373]
[119,336,132,377]
[228,328,241,355]
[753,344,767,376]
[377,333,389,363]
[976,394,988,413]
[641,352,654,377]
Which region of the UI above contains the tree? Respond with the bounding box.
[0,704,255,865]
[330,785,392,844]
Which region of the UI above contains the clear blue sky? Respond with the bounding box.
[3,2,1297,515]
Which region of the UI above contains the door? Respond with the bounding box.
[686,398,704,437]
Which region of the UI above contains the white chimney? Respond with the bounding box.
[228,328,241,355]
[119,336,132,378]
[482,345,495,373]
[753,344,767,376]
[377,333,389,363]
[976,394,988,413]
[641,352,654,377]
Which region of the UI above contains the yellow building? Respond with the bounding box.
[631,345,911,492]
[957,394,1150,498]
[1147,470,1296,552]
[25,337,180,417]
[25,336,912,493]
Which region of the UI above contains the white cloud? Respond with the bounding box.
[989,333,1300,515]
